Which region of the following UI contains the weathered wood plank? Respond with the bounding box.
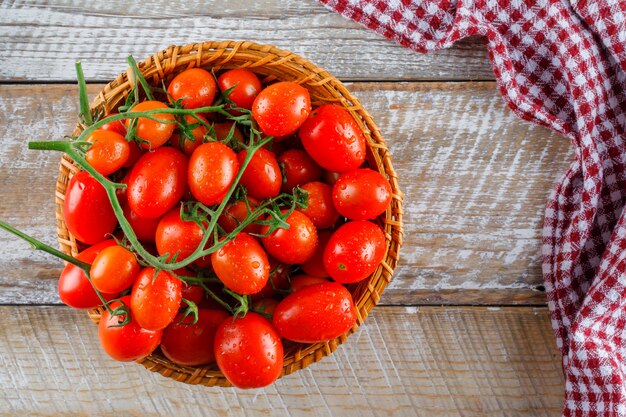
[0,82,574,305]
[0,306,564,416]
[0,0,493,82]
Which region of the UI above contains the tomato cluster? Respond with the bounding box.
[59,66,392,388]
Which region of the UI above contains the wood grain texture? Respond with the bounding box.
[0,306,563,417]
[0,0,492,82]
[0,82,574,305]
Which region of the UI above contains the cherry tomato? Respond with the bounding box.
[126,101,176,150]
[130,268,182,331]
[273,282,356,343]
[214,313,283,389]
[127,147,188,219]
[323,170,341,186]
[290,275,330,293]
[90,245,140,294]
[252,81,311,137]
[252,298,279,317]
[212,121,244,144]
[63,171,118,244]
[237,148,282,200]
[218,69,262,111]
[211,233,269,295]
[299,181,339,229]
[324,220,386,284]
[277,149,322,193]
[181,283,204,305]
[123,141,144,168]
[171,114,208,157]
[167,68,217,109]
[299,104,366,172]
[217,197,262,235]
[188,142,239,206]
[58,239,118,309]
[85,129,130,175]
[333,168,392,220]
[122,204,161,242]
[100,113,127,136]
[251,258,290,301]
[160,309,229,366]
[261,210,318,264]
[155,208,205,263]
[98,296,162,362]
[300,230,331,278]
[115,170,131,206]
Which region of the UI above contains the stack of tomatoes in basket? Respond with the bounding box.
[59,67,392,388]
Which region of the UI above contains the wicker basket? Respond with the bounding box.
[54,40,404,387]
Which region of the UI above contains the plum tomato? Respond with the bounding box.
[252,298,279,317]
[332,168,392,220]
[167,68,217,109]
[277,149,322,193]
[171,114,209,157]
[90,245,140,294]
[130,268,182,331]
[252,82,311,137]
[122,204,161,243]
[100,113,127,135]
[289,275,330,293]
[127,147,188,219]
[214,312,283,389]
[237,148,282,200]
[217,197,262,235]
[160,309,229,366]
[300,230,332,278]
[261,210,318,264]
[212,121,244,144]
[298,181,339,229]
[58,239,118,309]
[251,258,290,301]
[299,104,366,172]
[211,233,270,295]
[181,283,204,305]
[155,208,205,263]
[324,220,386,284]
[85,129,130,175]
[123,140,144,168]
[272,282,356,343]
[126,101,176,150]
[217,69,262,111]
[63,171,118,245]
[188,142,239,206]
[98,296,162,362]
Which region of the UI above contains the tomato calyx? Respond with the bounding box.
[177,298,200,325]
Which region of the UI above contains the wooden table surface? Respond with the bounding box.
[0,1,569,416]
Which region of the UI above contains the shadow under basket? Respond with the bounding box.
[54,40,404,387]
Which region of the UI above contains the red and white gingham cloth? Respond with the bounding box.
[318,0,626,415]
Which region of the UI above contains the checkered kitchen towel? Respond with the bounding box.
[318,0,626,415]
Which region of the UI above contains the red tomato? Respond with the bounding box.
[218,69,262,110]
[277,149,322,193]
[90,245,140,294]
[333,168,392,220]
[115,170,131,206]
[324,221,386,283]
[212,121,244,144]
[188,142,239,206]
[155,208,205,263]
[290,275,330,293]
[85,129,130,175]
[123,141,144,168]
[127,147,188,219]
[58,239,118,309]
[261,210,318,264]
[299,182,339,229]
[63,171,118,245]
[122,204,161,242]
[251,258,290,301]
[217,197,262,235]
[160,309,229,366]
[300,230,331,278]
[299,104,366,172]
[98,296,162,362]
[211,233,269,295]
[237,148,282,200]
[171,114,208,157]
[126,101,176,150]
[100,113,127,136]
[323,170,341,186]
[130,268,182,331]
[167,68,217,109]
[181,283,204,305]
[252,298,279,317]
[273,282,356,343]
[214,313,283,389]
[252,82,311,137]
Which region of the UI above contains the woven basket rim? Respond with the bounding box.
[54,40,404,387]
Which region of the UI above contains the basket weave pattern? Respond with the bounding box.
[55,41,403,387]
